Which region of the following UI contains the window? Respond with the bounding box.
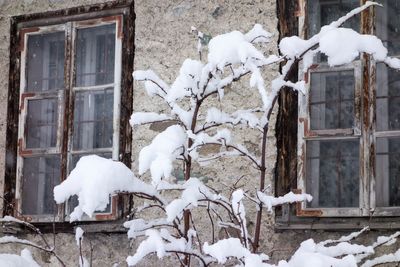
[5,2,134,222]
[296,0,400,218]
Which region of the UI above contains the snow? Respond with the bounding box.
[0,249,40,267]
[361,249,400,267]
[0,216,27,225]
[203,238,251,264]
[203,238,269,267]
[79,257,89,267]
[248,64,269,109]
[51,3,400,266]
[231,190,249,247]
[130,112,172,126]
[205,108,260,128]
[189,128,232,149]
[166,59,203,102]
[356,231,400,262]
[257,191,312,211]
[279,36,309,59]
[126,229,188,266]
[302,49,318,72]
[132,70,169,96]
[244,24,272,44]
[165,178,222,222]
[279,1,385,69]
[75,227,84,246]
[320,227,369,246]
[124,218,170,239]
[385,57,400,69]
[138,125,187,186]
[316,242,373,258]
[282,239,362,267]
[319,27,387,66]
[0,236,39,247]
[208,30,265,70]
[171,102,193,128]
[279,25,388,68]
[54,155,160,221]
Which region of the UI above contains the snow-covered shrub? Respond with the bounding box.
[2,1,400,267]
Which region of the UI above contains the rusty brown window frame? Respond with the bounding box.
[4,1,134,224]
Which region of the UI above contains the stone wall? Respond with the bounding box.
[0,0,281,266]
[1,0,397,266]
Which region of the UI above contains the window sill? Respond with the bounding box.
[275,216,400,231]
[0,220,128,234]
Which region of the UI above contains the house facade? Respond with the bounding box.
[0,0,399,266]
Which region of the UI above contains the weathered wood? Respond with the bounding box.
[119,2,135,219]
[4,16,20,217]
[4,0,135,225]
[275,0,299,210]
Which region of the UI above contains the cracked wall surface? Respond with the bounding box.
[0,1,280,265]
[0,1,398,266]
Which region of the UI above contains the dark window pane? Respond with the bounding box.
[376,137,400,207]
[27,32,64,92]
[308,0,359,37]
[26,98,58,149]
[75,24,115,86]
[307,0,359,62]
[306,139,359,208]
[310,71,355,130]
[68,153,112,214]
[21,156,60,215]
[73,88,114,150]
[377,63,400,131]
[376,0,400,56]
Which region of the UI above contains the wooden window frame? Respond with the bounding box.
[4,1,134,224]
[297,61,367,217]
[296,0,375,218]
[275,0,400,229]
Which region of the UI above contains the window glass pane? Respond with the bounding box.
[376,137,400,207]
[73,88,114,150]
[376,63,400,131]
[68,153,112,214]
[27,32,65,92]
[21,155,60,215]
[306,139,359,208]
[310,70,355,130]
[75,24,115,87]
[376,0,400,56]
[307,0,359,62]
[26,98,58,149]
[307,0,359,37]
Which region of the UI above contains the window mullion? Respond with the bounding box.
[360,2,374,216]
[113,18,122,161]
[57,22,73,221]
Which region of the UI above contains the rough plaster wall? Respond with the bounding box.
[3,1,397,267]
[0,0,111,220]
[0,0,282,266]
[0,1,134,266]
[132,0,280,261]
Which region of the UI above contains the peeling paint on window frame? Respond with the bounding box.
[4,1,134,228]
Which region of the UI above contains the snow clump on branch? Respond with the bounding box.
[54,155,160,221]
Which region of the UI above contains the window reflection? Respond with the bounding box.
[27,32,65,92]
[73,88,114,150]
[376,137,400,207]
[22,156,60,215]
[75,24,115,86]
[310,70,355,130]
[306,139,359,208]
[26,98,58,149]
